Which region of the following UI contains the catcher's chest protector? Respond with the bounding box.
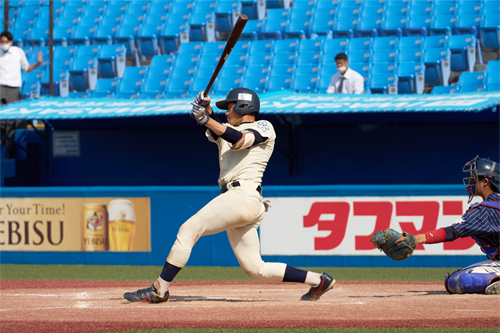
[466,200,500,260]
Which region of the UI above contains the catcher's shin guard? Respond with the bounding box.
[123,284,170,303]
[300,272,336,301]
[444,270,499,294]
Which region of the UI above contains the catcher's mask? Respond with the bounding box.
[462,156,500,203]
[215,88,260,116]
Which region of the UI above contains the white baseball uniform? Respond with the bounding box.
[166,119,287,281]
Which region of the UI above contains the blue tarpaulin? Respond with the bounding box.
[0,91,499,120]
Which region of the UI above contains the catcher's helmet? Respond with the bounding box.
[462,156,500,202]
[215,88,260,116]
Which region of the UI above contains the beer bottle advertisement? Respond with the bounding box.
[0,198,150,252]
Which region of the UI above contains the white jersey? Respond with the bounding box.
[206,120,276,187]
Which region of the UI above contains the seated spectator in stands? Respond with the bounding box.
[0,30,43,159]
[326,53,364,94]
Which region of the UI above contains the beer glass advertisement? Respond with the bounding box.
[0,198,151,252]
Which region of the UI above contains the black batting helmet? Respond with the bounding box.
[215,88,260,116]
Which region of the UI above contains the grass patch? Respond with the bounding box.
[1,264,460,282]
[94,328,500,333]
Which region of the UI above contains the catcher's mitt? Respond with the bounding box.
[370,228,417,261]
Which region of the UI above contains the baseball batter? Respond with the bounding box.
[124,88,335,303]
[375,156,500,294]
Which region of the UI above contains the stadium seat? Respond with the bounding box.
[398,36,424,50]
[310,17,334,37]
[267,75,292,92]
[219,65,245,79]
[424,48,451,86]
[299,39,324,53]
[122,13,147,26]
[95,78,121,94]
[323,38,349,53]
[260,19,288,39]
[250,40,273,54]
[201,42,225,54]
[404,15,432,36]
[347,37,372,51]
[67,92,91,98]
[69,57,98,92]
[373,36,398,50]
[284,17,311,39]
[455,14,482,36]
[371,62,397,75]
[214,0,241,34]
[159,22,188,54]
[77,45,100,58]
[384,4,409,17]
[178,41,204,55]
[140,78,167,99]
[199,53,221,67]
[145,12,169,25]
[126,2,150,15]
[84,4,106,17]
[194,0,217,13]
[273,39,299,53]
[175,55,200,67]
[225,52,248,66]
[296,51,321,65]
[372,50,398,64]
[137,24,163,58]
[150,54,176,69]
[271,51,296,66]
[22,70,42,98]
[290,4,313,18]
[486,60,500,90]
[105,3,128,18]
[361,1,384,17]
[432,3,458,16]
[458,71,486,92]
[114,24,141,58]
[457,1,482,15]
[170,65,197,79]
[449,34,476,72]
[101,14,123,27]
[148,1,172,13]
[380,16,408,37]
[424,35,448,49]
[294,64,320,77]
[53,25,74,46]
[124,66,148,79]
[70,24,97,45]
[240,19,264,40]
[348,50,372,63]
[480,15,500,50]
[214,77,242,95]
[115,78,143,99]
[16,6,38,26]
[349,62,370,86]
[54,46,76,69]
[398,49,423,62]
[332,16,358,38]
[80,15,102,27]
[430,15,458,36]
[40,67,70,97]
[271,64,295,76]
[367,73,398,94]
[356,16,382,37]
[247,53,273,66]
[397,61,425,94]
[93,25,118,45]
[244,64,270,78]
[240,0,261,20]
[267,8,289,20]
[432,85,458,94]
[241,75,267,93]
[408,4,432,16]
[291,73,318,93]
[97,44,127,79]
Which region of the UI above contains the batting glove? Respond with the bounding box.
[191,103,210,125]
[194,91,211,107]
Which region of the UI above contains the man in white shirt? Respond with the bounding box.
[0,30,43,158]
[326,52,364,94]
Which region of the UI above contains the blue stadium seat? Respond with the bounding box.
[126,2,150,15]
[267,75,292,92]
[16,7,38,26]
[373,36,399,50]
[458,71,486,92]
[318,72,332,93]
[84,4,106,17]
[53,25,74,46]
[294,64,319,77]
[408,4,432,16]
[284,17,311,39]
[455,14,481,36]
[62,2,85,18]
[290,5,313,19]
[349,62,370,86]
[97,44,127,78]
[480,15,500,50]
[323,38,349,53]
[225,52,248,66]
[244,64,270,78]
[115,24,141,58]
[291,73,318,93]
[433,3,458,16]
[271,51,296,66]
[140,78,168,99]
[69,57,98,92]
[170,65,197,79]
[336,5,361,17]
[397,61,425,94]
[70,24,97,45]
[367,73,397,94]
[398,49,423,62]
[486,60,500,90]
[115,78,143,99]
[260,19,288,39]
[381,16,408,37]
[22,70,42,98]
[234,40,251,54]
[214,1,241,34]
[214,77,242,95]
[348,50,372,63]
[384,4,409,17]
[332,16,358,38]
[398,36,424,50]
[175,54,200,67]
[424,35,449,49]
[91,91,115,98]
[40,68,69,96]
[105,4,127,18]
[315,0,339,12]
[241,0,260,20]
[77,45,100,58]
[310,16,334,37]
[250,40,273,54]
[347,37,372,51]
[194,0,217,13]
[432,85,458,94]
[190,12,215,42]
[188,77,213,97]
[194,64,217,79]
[356,16,382,37]
[405,15,432,36]
[271,64,295,76]
[202,41,226,54]
[267,8,289,20]
[219,65,245,78]
[296,51,321,65]
[101,14,123,27]
[137,24,163,57]
[424,48,451,86]
[299,39,324,53]
[151,54,176,68]
[361,1,384,17]
[80,15,102,27]
[240,19,264,40]
[160,22,188,54]
[457,1,482,15]
[124,66,148,79]
[449,34,476,72]
[430,15,458,36]
[273,39,299,53]
[247,52,272,66]
[54,45,76,69]
[67,92,91,98]
[145,12,169,25]
[178,41,204,54]
[371,62,397,75]
[372,50,398,63]
[93,25,118,45]
[95,78,120,94]
[148,1,172,13]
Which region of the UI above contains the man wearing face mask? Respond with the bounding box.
[326,52,364,94]
[0,31,43,158]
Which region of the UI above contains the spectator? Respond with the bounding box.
[0,30,43,159]
[326,53,364,94]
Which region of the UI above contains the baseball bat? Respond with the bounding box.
[204,14,248,96]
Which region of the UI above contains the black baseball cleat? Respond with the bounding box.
[123,284,170,303]
[300,272,336,301]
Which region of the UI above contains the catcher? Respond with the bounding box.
[371,156,500,295]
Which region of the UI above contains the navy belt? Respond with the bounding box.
[221,181,262,195]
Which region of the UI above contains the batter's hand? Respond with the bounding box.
[194,91,211,108]
[191,103,209,125]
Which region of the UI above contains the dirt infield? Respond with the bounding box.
[1,280,499,333]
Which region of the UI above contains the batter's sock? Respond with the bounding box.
[282,265,308,283]
[155,261,182,296]
[305,271,322,287]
